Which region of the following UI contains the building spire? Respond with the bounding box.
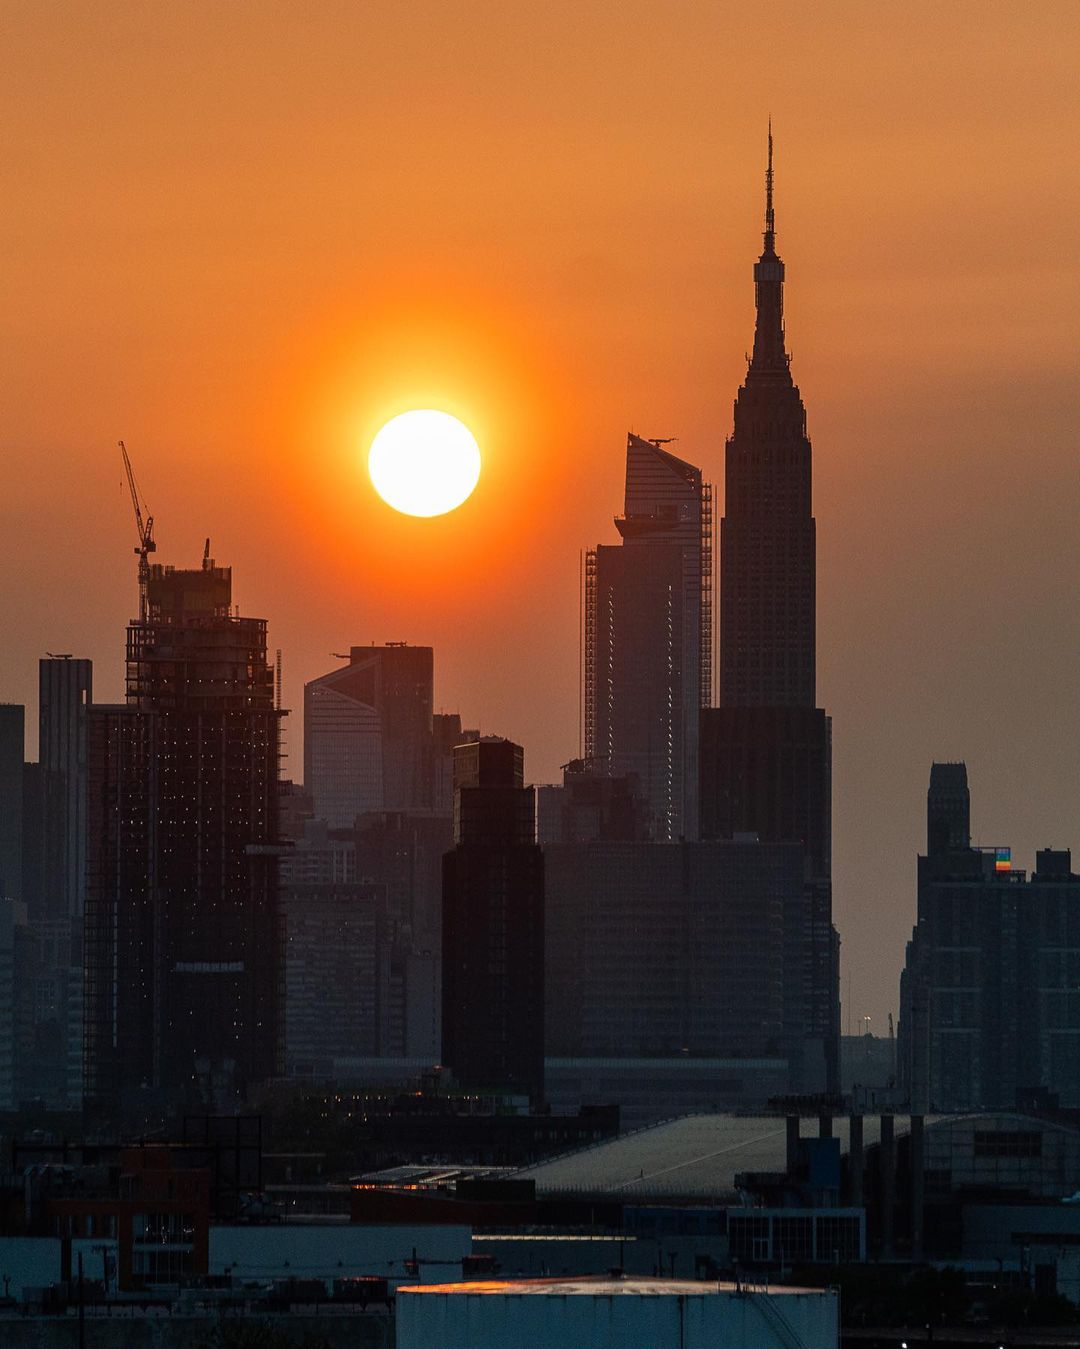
[749,121,789,380]
[764,118,775,252]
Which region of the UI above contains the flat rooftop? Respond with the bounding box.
[399,1277,824,1297]
[517,1113,923,1200]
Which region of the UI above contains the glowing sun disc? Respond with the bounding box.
[368,410,481,517]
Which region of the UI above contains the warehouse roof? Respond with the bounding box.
[517,1113,914,1201]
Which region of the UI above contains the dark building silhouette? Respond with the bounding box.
[536,759,652,845]
[304,644,434,826]
[20,762,46,917]
[433,712,475,814]
[545,840,803,1063]
[282,876,401,1073]
[699,706,831,878]
[279,809,448,1066]
[0,705,24,902]
[85,552,282,1108]
[442,738,544,1101]
[0,897,36,1109]
[926,761,971,857]
[39,657,92,921]
[900,763,1080,1111]
[33,657,93,1109]
[699,132,839,1091]
[584,434,713,841]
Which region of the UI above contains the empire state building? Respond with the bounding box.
[701,132,840,1091]
[720,131,814,709]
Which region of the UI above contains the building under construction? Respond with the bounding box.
[85,549,284,1108]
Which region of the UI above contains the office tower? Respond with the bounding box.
[926,761,970,856]
[354,810,453,939]
[545,840,801,1062]
[0,899,36,1110]
[901,765,1080,1111]
[304,644,434,827]
[699,133,839,1090]
[282,878,397,1074]
[39,657,92,920]
[85,552,282,1107]
[536,759,652,845]
[0,706,24,901]
[433,712,474,814]
[584,434,712,841]
[279,812,446,1065]
[442,738,544,1100]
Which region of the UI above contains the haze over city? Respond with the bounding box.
[4,0,1080,1043]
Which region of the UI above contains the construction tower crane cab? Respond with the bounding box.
[119,440,156,622]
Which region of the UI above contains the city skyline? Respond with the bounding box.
[4,3,1080,1040]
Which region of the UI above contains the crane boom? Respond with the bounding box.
[119,440,156,621]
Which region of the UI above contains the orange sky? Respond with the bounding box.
[3,0,1079,1034]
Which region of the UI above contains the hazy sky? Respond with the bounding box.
[4,1,1079,1035]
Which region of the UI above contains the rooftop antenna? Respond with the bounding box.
[119,441,156,623]
[764,118,775,251]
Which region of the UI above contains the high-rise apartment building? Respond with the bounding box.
[304,644,434,827]
[900,765,1080,1112]
[282,878,398,1074]
[545,840,802,1063]
[584,434,712,841]
[278,811,446,1067]
[39,657,92,920]
[85,553,282,1107]
[699,133,839,1089]
[0,706,24,902]
[0,898,36,1111]
[442,738,544,1101]
[34,657,93,1110]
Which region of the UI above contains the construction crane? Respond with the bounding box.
[119,440,156,622]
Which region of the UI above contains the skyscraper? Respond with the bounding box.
[441,737,544,1101]
[304,644,434,827]
[900,765,1080,1111]
[926,761,971,857]
[699,132,839,1090]
[0,706,24,902]
[39,657,92,920]
[35,657,92,1111]
[85,551,282,1107]
[718,137,814,710]
[584,434,713,840]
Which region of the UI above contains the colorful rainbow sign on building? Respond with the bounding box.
[995,847,1011,874]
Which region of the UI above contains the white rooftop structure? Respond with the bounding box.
[397,1276,838,1349]
[517,1113,916,1201]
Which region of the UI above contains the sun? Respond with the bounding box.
[367,410,481,517]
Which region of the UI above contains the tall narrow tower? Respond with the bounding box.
[584,434,712,841]
[720,127,815,708]
[701,133,839,1091]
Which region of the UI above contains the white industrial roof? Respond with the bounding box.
[516,1113,913,1201]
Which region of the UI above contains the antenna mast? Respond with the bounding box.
[764,118,775,250]
[119,441,156,622]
